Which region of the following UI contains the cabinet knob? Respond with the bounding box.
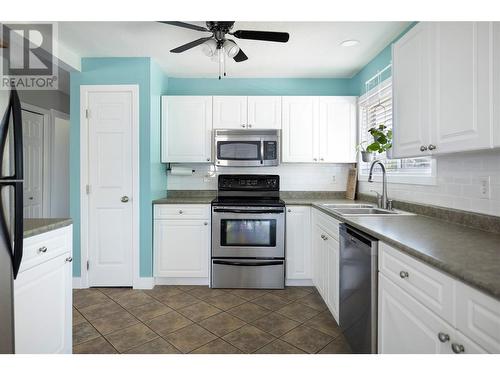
[437,332,450,343]
[451,343,465,354]
[204,222,208,226]
[287,209,291,213]
[247,124,252,128]
[38,246,47,254]
[321,234,328,241]
[313,158,318,162]
[121,196,129,203]
[179,210,183,214]
[420,145,428,152]
[428,144,437,151]
[206,158,210,162]
[320,158,324,161]
[399,271,409,279]
[241,124,246,128]
[65,257,73,263]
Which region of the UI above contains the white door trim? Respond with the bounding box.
[79,84,140,289]
[21,102,51,218]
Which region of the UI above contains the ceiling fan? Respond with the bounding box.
[159,21,290,79]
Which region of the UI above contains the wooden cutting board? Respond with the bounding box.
[345,167,357,200]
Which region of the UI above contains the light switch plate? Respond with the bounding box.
[479,176,491,199]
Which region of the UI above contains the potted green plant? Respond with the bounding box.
[357,124,393,162]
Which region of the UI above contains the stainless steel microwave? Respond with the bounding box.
[214,129,280,167]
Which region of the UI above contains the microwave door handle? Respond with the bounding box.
[260,140,264,164]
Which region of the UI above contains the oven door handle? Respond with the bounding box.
[213,208,284,214]
[213,260,284,267]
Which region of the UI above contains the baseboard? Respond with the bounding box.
[133,277,154,289]
[155,277,209,286]
[72,277,84,289]
[285,279,314,287]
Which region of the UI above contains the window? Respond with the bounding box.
[358,71,435,185]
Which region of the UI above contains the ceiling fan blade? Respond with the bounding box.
[170,37,213,53]
[232,30,289,43]
[158,21,209,32]
[233,48,248,62]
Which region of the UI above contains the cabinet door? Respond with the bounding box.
[319,97,357,163]
[247,96,282,129]
[311,222,323,289]
[378,273,454,354]
[154,219,210,278]
[14,252,72,354]
[282,96,319,162]
[493,22,500,148]
[430,22,493,153]
[161,96,212,163]
[285,206,311,280]
[213,96,248,129]
[392,23,432,158]
[325,235,339,320]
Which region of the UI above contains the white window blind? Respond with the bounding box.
[359,76,433,180]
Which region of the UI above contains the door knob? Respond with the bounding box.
[121,196,129,203]
[420,145,428,152]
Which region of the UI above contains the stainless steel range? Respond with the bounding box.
[211,174,285,289]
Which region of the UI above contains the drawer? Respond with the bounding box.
[312,208,340,240]
[379,242,455,324]
[20,226,72,273]
[456,282,500,353]
[154,204,210,220]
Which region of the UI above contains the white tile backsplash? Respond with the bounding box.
[167,163,354,191]
[358,149,500,217]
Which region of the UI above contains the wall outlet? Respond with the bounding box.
[479,176,491,199]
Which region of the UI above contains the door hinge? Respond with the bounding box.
[86,260,89,270]
[86,185,91,194]
[85,108,90,119]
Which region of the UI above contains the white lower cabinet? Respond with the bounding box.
[378,242,495,354]
[285,206,311,281]
[154,205,210,281]
[14,226,73,354]
[311,208,340,321]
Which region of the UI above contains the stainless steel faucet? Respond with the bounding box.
[368,160,388,209]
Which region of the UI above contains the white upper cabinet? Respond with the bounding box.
[161,96,212,163]
[393,22,497,158]
[430,22,492,154]
[247,96,282,129]
[319,97,357,163]
[282,96,319,162]
[213,96,282,130]
[392,22,432,158]
[213,96,248,129]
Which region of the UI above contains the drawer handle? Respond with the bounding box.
[399,271,409,279]
[438,332,450,343]
[38,246,48,254]
[65,257,73,263]
[451,343,465,354]
[179,210,183,214]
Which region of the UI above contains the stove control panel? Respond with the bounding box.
[218,174,280,191]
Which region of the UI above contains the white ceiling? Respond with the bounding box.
[58,21,410,78]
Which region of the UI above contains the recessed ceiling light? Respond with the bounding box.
[340,40,360,47]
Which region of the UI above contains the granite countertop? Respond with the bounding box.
[24,218,73,239]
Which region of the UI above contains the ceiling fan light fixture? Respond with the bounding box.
[201,39,217,57]
[340,39,360,47]
[223,40,240,58]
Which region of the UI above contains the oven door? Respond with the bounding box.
[212,206,285,258]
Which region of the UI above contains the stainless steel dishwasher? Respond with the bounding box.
[339,223,378,354]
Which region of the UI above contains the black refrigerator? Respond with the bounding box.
[0,88,24,354]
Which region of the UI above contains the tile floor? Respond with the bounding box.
[73,286,352,354]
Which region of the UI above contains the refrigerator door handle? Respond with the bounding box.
[12,182,23,278]
[11,89,23,180]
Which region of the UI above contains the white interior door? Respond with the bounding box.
[50,114,70,217]
[86,88,136,286]
[22,109,44,218]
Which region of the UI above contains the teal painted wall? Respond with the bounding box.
[167,78,357,96]
[350,22,418,95]
[70,57,168,278]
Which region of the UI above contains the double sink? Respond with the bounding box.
[319,203,414,217]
